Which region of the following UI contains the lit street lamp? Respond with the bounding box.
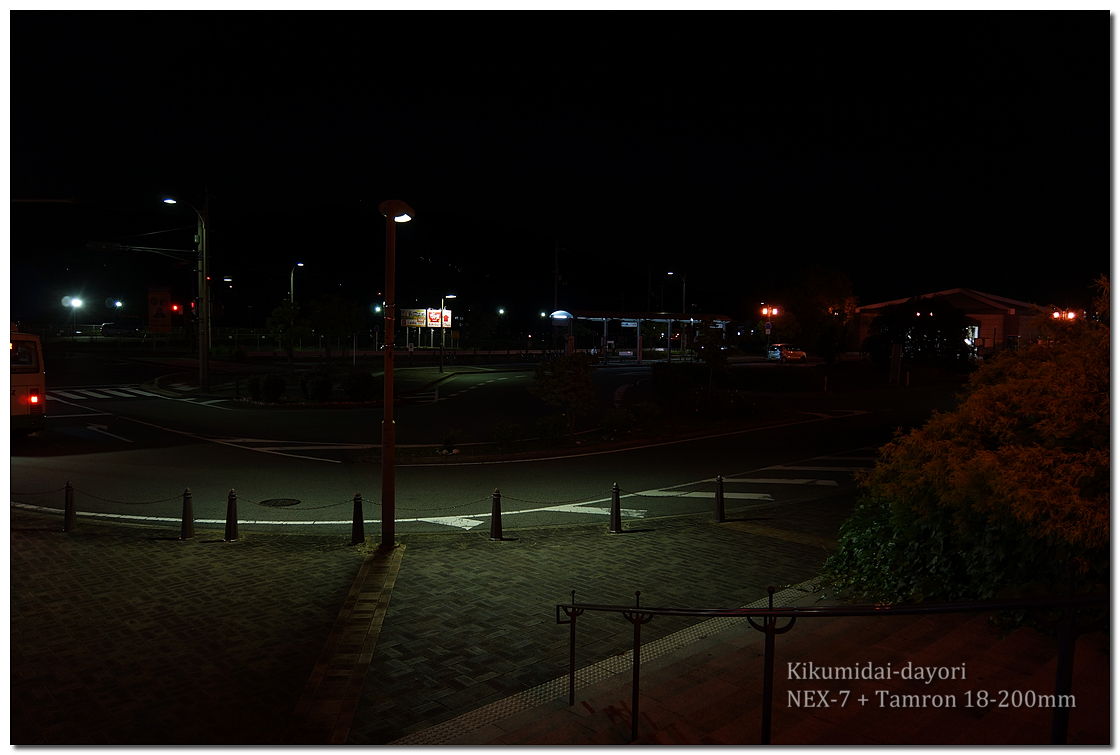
[378,199,413,551]
[62,296,83,333]
[761,304,780,351]
[439,293,456,373]
[162,196,210,390]
[289,262,305,303]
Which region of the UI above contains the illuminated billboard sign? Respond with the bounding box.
[402,308,451,327]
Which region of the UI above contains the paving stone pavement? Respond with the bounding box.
[10,512,366,745]
[10,501,837,745]
[347,513,836,744]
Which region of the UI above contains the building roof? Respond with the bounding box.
[855,288,1048,316]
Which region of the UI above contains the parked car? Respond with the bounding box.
[767,343,807,362]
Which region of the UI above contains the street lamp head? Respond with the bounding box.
[162,197,178,205]
[445,293,457,299]
[296,262,305,268]
[379,199,414,222]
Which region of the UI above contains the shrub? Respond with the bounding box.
[261,374,287,402]
[823,317,1110,603]
[305,375,333,402]
[342,370,380,401]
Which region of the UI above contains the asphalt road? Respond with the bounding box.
[12,349,953,537]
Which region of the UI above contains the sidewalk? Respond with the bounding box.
[10,507,1109,745]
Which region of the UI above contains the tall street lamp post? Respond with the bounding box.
[289,262,305,303]
[162,196,209,390]
[378,199,413,550]
[761,304,780,352]
[668,271,687,359]
[439,293,456,373]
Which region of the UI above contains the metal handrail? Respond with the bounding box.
[556,589,1106,744]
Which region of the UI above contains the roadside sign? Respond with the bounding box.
[621,320,638,328]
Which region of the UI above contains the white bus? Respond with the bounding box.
[10,326,46,434]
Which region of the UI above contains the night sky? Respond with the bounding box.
[9,9,1109,328]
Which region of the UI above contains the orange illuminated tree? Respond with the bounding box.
[824,277,1109,602]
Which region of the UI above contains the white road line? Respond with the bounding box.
[101,389,140,398]
[767,465,866,472]
[124,387,164,397]
[722,478,840,486]
[635,489,773,501]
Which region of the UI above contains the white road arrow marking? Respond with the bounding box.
[417,516,486,530]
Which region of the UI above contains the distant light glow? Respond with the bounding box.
[114,300,123,308]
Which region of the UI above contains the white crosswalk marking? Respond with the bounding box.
[46,385,226,406]
[101,389,140,398]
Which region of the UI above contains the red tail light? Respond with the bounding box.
[28,391,43,412]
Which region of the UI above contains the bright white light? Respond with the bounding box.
[71,298,84,308]
[296,262,305,267]
[550,310,573,320]
[114,300,123,308]
[393,213,412,223]
[162,198,177,204]
[498,308,505,315]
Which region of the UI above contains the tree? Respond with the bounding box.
[266,300,310,362]
[309,294,363,361]
[824,279,1109,602]
[775,266,858,362]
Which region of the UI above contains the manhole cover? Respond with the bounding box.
[258,498,301,508]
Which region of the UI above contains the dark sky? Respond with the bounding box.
[9,9,1109,326]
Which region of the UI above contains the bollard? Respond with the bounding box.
[224,489,238,542]
[63,481,76,532]
[351,493,365,545]
[609,482,623,533]
[715,474,726,523]
[179,488,194,540]
[489,488,503,541]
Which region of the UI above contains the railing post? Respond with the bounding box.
[748,586,797,745]
[609,482,623,534]
[715,474,726,522]
[179,488,194,540]
[1051,613,1076,744]
[489,488,503,541]
[224,489,238,542]
[63,481,75,532]
[351,493,365,545]
[623,591,653,742]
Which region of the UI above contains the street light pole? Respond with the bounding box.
[163,196,209,390]
[378,199,413,551]
[289,262,305,303]
[439,293,456,373]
